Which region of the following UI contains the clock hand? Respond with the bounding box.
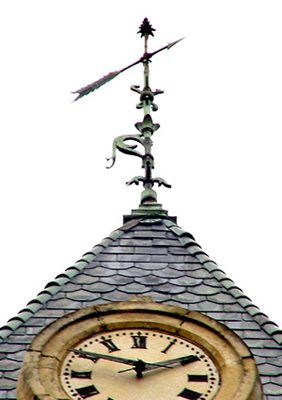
[70,349,155,379]
[118,355,198,376]
[145,355,200,371]
[70,349,185,379]
[125,355,200,377]
[119,362,172,374]
[70,348,138,366]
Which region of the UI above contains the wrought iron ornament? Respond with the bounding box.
[73,19,184,204]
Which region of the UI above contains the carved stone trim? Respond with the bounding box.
[17,302,263,400]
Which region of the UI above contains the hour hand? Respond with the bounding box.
[70,349,137,366]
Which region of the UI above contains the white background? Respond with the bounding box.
[0,1,281,329]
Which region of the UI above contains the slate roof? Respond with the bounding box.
[0,215,282,399]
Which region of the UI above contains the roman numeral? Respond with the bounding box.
[178,388,202,400]
[76,384,99,398]
[188,374,208,382]
[100,338,120,353]
[161,339,177,353]
[131,332,147,349]
[70,370,92,379]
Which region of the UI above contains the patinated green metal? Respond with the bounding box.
[106,19,184,204]
[73,18,183,204]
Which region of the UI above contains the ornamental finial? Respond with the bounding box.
[72,20,184,205]
[137,18,156,38]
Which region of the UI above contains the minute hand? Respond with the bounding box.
[145,355,200,371]
[70,349,137,366]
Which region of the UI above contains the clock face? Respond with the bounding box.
[61,328,220,400]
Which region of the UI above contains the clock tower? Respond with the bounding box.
[0,19,281,400]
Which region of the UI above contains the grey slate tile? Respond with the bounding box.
[209,292,238,304]
[32,309,66,318]
[188,284,221,295]
[251,348,282,358]
[152,266,185,278]
[133,224,164,231]
[170,276,202,287]
[104,246,135,254]
[95,261,132,270]
[270,376,282,384]
[169,247,190,255]
[119,238,153,246]
[0,359,19,371]
[227,320,262,330]
[117,254,152,262]
[152,239,181,246]
[118,282,150,294]
[46,298,82,309]
[101,275,134,285]
[119,267,152,277]
[258,363,282,375]
[223,303,245,312]
[134,275,168,285]
[101,291,131,302]
[170,263,202,271]
[263,383,282,395]
[6,350,26,362]
[207,311,246,321]
[204,278,224,288]
[196,300,225,312]
[135,262,168,270]
[66,289,95,301]
[174,292,205,304]
[89,265,116,276]
[96,253,118,262]
[0,216,281,399]
[87,282,115,293]
[146,292,172,302]
[156,254,196,262]
[185,268,212,279]
[154,283,186,294]
[5,335,30,345]
[0,344,26,354]
[134,247,168,255]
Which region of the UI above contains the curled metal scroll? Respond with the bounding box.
[106,135,144,169]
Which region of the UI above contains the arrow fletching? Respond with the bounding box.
[72,70,121,101]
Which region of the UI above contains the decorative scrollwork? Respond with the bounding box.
[106,135,144,169]
[126,176,171,188]
[131,85,164,112]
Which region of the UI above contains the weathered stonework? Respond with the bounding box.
[18,302,262,400]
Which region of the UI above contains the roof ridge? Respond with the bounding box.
[162,219,282,346]
[0,222,135,342]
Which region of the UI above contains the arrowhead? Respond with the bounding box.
[167,37,185,50]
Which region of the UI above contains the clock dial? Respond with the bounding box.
[61,329,220,400]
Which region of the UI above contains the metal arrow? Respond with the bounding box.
[72,37,184,101]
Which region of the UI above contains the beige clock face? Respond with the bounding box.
[61,328,220,400]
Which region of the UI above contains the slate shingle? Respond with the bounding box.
[0,216,281,400]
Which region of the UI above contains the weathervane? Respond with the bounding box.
[73,18,183,205]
